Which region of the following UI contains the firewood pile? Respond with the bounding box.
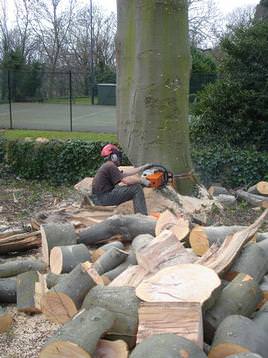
[1,179,268,357]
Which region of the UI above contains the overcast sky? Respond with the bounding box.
[93,0,259,15]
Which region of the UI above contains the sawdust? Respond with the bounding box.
[0,306,59,358]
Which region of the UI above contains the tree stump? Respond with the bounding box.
[0,306,12,333]
[224,244,268,283]
[209,315,268,358]
[41,223,77,264]
[130,334,207,358]
[50,244,91,274]
[190,226,246,256]
[82,286,139,348]
[0,278,16,303]
[40,307,115,357]
[78,214,156,245]
[204,273,263,343]
[17,271,41,313]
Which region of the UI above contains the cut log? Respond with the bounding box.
[204,273,263,343]
[40,307,115,358]
[137,302,203,348]
[236,190,268,208]
[135,264,221,309]
[131,234,154,253]
[50,244,91,274]
[256,232,268,242]
[155,210,179,235]
[208,186,229,196]
[253,302,268,334]
[0,259,47,278]
[93,247,128,275]
[42,261,103,324]
[91,241,124,262]
[197,209,268,276]
[0,230,41,254]
[95,339,129,358]
[17,271,41,313]
[0,306,12,333]
[136,230,188,273]
[248,181,268,196]
[209,315,268,358]
[226,354,263,358]
[215,195,236,207]
[102,250,137,284]
[225,243,268,282]
[41,223,77,265]
[130,334,207,358]
[78,214,156,245]
[0,278,16,303]
[190,225,246,256]
[256,239,268,259]
[44,272,67,289]
[82,286,139,348]
[109,265,149,288]
[259,275,268,308]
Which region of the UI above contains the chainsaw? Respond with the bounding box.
[142,164,196,189]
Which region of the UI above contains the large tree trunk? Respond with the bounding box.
[116,0,193,193]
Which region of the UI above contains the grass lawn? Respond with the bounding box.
[1,129,117,142]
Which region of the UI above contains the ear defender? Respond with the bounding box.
[110,153,118,162]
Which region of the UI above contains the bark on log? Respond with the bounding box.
[0,306,12,333]
[40,307,115,358]
[196,209,268,276]
[215,195,236,207]
[190,226,246,256]
[256,239,268,259]
[130,334,207,358]
[102,250,137,284]
[78,214,156,245]
[17,271,41,314]
[236,190,268,208]
[253,302,268,334]
[50,244,91,274]
[95,339,128,358]
[209,315,268,358]
[208,186,229,196]
[82,286,139,348]
[135,264,221,308]
[225,243,268,282]
[136,230,188,273]
[41,223,77,264]
[137,302,203,348]
[0,278,16,303]
[42,261,102,324]
[204,273,263,343]
[256,232,268,242]
[131,234,154,253]
[0,259,47,278]
[45,272,67,289]
[91,241,124,262]
[248,181,268,196]
[0,230,41,254]
[259,275,268,308]
[93,247,128,275]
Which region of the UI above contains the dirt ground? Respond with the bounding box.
[0,175,267,357]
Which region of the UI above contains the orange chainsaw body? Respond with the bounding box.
[145,171,165,188]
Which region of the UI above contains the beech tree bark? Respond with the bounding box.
[117,0,193,193]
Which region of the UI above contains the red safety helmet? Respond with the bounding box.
[101,144,121,158]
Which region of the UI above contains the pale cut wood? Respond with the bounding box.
[0,230,41,254]
[95,340,129,358]
[155,210,178,235]
[135,264,221,306]
[0,306,12,333]
[136,230,186,272]
[40,307,115,358]
[237,190,268,208]
[190,225,246,256]
[109,265,149,288]
[41,223,77,265]
[137,302,203,348]
[248,181,268,196]
[197,209,268,276]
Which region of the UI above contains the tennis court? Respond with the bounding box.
[0,102,117,132]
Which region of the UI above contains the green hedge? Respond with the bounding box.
[1,138,268,188]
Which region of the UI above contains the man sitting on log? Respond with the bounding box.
[91,144,151,215]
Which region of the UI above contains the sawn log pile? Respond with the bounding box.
[1,179,268,357]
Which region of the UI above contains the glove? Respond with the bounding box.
[140,177,151,187]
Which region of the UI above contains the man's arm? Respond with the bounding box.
[121,164,151,178]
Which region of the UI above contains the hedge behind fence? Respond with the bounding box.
[1,138,268,187]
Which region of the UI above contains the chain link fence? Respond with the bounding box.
[0,69,217,132]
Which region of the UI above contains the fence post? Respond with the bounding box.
[7,70,13,129]
[69,70,73,132]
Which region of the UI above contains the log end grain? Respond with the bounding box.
[42,291,77,324]
[95,339,129,358]
[50,247,63,275]
[0,308,12,333]
[208,344,249,358]
[40,340,91,358]
[189,226,209,256]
